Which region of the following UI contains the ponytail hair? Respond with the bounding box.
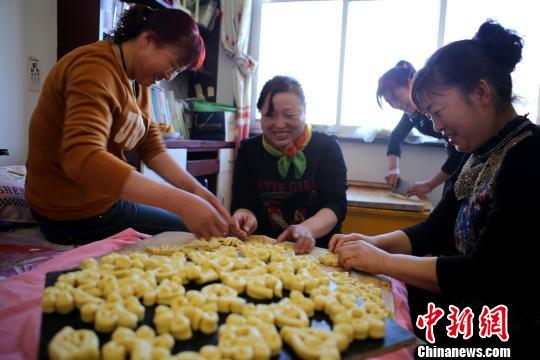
[411,19,523,113]
[376,60,416,107]
[111,5,205,70]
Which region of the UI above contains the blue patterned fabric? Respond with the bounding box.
[454,180,493,254]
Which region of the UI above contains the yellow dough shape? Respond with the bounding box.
[273,302,310,328]
[181,239,215,251]
[48,326,99,360]
[332,306,370,340]
[102,325,174,360]
[225,314,282,356]
[220,271,247,294]
[239,244,271,262]
[318,251,340,267]
[201,283,244,313]
[42,286,75,315]
[282,271,320,294]
[154,304,193,340]
[389,192,420,202]
[145,245,185,256]
[78,293,144,332]
[242,303,275,324]
[164,292,220,335]
[280,326,343,360]
[282,290,315,317]
[266,261,295,275]
[80,257,98,270]
[199,345,222,359]
[93,302,137,333]
[215,236,244,247]
[172,351,204,360]
[210,255,236,272]
[290,255,317,271]
[218,322,272,360]
[246,274,283,300]
[155,279,186,305]
[309,285,335,312]
[246,234,274,244]
[194,265,220,285]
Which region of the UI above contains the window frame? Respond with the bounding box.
[249,0,538,138]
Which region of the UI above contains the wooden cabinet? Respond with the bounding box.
[57,0,102,60]
[131,140,234,209]
[57,0,220,102]
[342,206,431,235]
[341,182,433,235]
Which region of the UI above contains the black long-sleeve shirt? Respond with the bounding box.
[387,112,463,175]
[232,132,347,248]
[403,116,540,347]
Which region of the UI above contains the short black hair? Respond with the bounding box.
[257,76,306,116]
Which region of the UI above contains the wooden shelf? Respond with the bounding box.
[164,139,234,150]
[186,159,219,176]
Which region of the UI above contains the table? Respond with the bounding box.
[342,181,433,235]
[109,232,416,359]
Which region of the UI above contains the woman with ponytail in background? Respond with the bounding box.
[26,5,230,244]
[377,60,464,197]
[331,20,539,352]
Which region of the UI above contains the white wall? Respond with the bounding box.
[0,0,56,166]
[340,141,446,204]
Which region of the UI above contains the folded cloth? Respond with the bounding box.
[0,228,150,360]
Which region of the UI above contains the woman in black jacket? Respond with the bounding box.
[333,20,537,354]
[377,60,464,197]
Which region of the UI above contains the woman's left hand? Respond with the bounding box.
[335,240,389,274]
[407,180,433,197]
[276,224,315,254]
[192,186,231,224]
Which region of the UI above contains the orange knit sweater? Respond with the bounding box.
[26,40,165,221]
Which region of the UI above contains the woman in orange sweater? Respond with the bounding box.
[26,6,229,244]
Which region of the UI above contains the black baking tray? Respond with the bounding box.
[39,269,416,359]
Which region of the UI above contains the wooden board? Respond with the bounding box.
[347,181,431,212]
[39,232,416,359]
[116,232,394,313]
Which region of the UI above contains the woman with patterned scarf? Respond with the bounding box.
[230,76,347,254]
[330,20,539,353]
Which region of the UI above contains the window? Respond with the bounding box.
[444,0,539,122]
[255,1,343,126]
[251,0,540,136]
[341,0,440,129]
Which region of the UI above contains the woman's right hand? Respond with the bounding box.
[385,167,400,190]
[329,233,376,253]
[229,209,258,241]
[178,194,229,240]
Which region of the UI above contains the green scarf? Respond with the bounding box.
[262,124,312,179]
